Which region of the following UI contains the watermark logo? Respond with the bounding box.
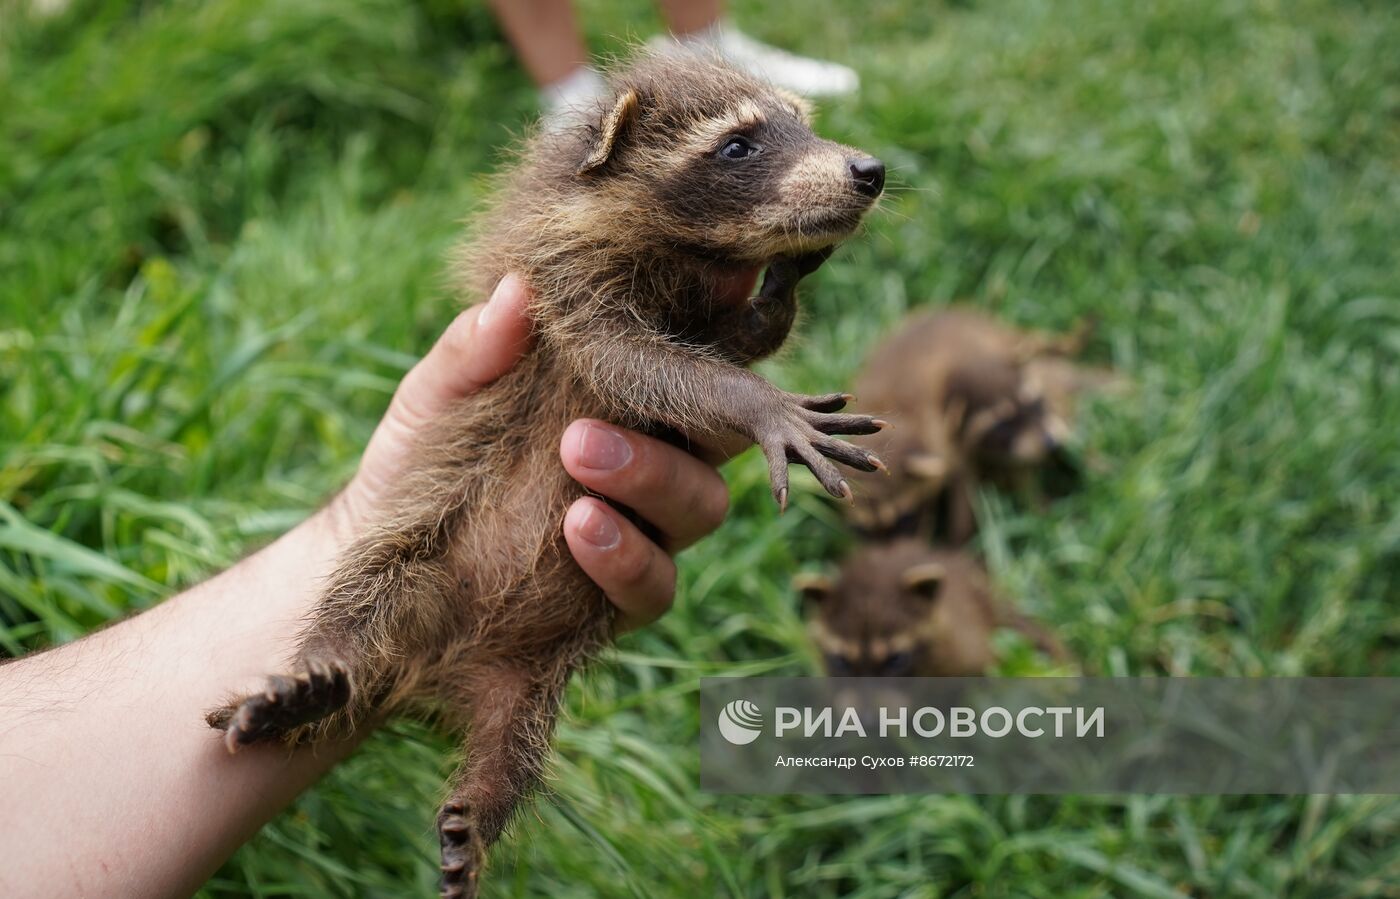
[702,678,1400,795]
[718,699,764,745]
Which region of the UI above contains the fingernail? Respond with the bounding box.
[576,423,632,471]
[577,503,621,550]
[477,295,498,329]
[482,273,527,330]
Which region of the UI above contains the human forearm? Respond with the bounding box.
[0,509,358,899]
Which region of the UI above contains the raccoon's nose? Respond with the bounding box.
[849,156,886,198]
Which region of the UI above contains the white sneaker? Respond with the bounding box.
[651,21,859,98]
[29,0,72,17]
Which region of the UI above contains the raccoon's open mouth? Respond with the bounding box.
[753,246,837,307]
[716,246,838,310]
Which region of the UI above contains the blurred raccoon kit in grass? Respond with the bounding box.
[804,309,1120,678]
[799,536,1067,677]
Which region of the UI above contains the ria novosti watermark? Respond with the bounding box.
[757,702,1104,741]
[700,678,1400,794]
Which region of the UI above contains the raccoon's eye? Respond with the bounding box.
[982,415,1022,450]
[825,653,852,676]
[880,652,915,676]
[718,136,759,160]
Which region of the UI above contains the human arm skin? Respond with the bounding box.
[0,275,730,899]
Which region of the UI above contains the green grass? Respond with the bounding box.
[4,0,1400,895]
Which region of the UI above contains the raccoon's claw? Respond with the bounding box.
[808,433,883,474]
[780,441,851,500]
[212,657,351,752]
[805,412,884,436]
[796,392,855,414]
[438,799,485,899]
[756,392,884,506]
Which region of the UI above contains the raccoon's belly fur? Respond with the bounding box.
[375,345,617,701]
[205,344,618,899]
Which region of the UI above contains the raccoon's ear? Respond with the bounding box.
[578,89,640,175]
[900,562,946,603]
[792,573,833,608]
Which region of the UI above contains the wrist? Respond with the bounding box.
[311,487,366,556]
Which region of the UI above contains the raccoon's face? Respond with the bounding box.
[947,358,1070,466]
[573,54,882,279]
[670,94,885,262]
[797,543,964,678]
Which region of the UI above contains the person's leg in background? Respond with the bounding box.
[653,0,859,97]
[487,0,859,123]
[486,0,605,119]
[654,0,719,36]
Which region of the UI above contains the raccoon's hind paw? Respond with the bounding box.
[755,391,885,510]
[210,657,351,753]
[438,799,486,899]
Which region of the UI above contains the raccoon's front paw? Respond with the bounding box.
[751,391,885,510]
[207,657,351,753]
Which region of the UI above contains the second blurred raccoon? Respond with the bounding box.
[847,307,1118,543]
[797,538,1064,677]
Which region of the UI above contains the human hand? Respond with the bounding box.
[335,274,729,630]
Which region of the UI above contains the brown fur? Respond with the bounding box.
[847,307,1115,542]
[206,51,886,898]
[798,537,1065,677]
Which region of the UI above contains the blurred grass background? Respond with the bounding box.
[4,0,1400,895]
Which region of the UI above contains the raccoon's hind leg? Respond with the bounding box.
[208,513,465,751]
[437,661,574,899]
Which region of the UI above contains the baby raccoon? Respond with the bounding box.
[207,53,885,897]
[848,307,1111,542]
[797,537,1064,677]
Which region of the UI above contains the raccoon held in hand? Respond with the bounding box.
[206,52,885,898]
